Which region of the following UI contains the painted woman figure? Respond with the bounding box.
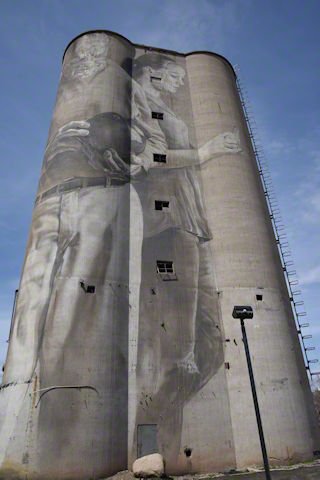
[131,53,241,465]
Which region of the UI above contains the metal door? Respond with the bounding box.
[137,424,158,458]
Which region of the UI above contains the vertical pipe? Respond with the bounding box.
[8,289,18,343]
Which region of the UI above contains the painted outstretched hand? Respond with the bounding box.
[199,127,242,164]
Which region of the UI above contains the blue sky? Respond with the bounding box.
[1,0,319,381]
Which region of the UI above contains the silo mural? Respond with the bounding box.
[128,51,240,473]
[0,32,134,479]
[0,30,319,480]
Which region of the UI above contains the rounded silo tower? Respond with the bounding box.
[0,31,135,480]
[186,52,320,468]
[0,30,319,480]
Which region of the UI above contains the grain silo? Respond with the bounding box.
[0,30,319,480]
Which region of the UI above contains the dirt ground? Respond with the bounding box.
[107,461,320,480]
[212,463,320,479]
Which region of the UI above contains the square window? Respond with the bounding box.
[153,154,166,163]
[256,294,263,301]
[156,260,177,281]
[152,112,164,120]
[157,260,174,275]
[155,200,170,211]
[87,285,95,294]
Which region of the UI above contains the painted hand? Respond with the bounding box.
[44,120,91,165]
[100,148,130,175]
[177,351,200,374]
[199,128,241,163]
[52,120,90,141]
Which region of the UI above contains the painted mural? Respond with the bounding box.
[130,51,241,467]
[0,32,242,479]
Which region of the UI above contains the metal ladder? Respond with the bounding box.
[234,65,318,379]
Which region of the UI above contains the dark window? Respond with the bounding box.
[80,281,95,294]
[184,448,192,458]
[155,200,170,211]
[157,260,174,275]
[256,294,263,301]
[156,261,177,281]
[225,362,230,370]
[151,76,162,82]
[153,153,166,163]
[152,111,164,120]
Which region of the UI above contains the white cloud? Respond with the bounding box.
[296,170,320,224]
[300,264,320,286]
[135,0,246,53]
[309,325,320,336]
[265,138,292,156]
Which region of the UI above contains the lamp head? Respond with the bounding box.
[232,305,253,320]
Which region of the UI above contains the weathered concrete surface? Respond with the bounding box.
[187,52,320,469]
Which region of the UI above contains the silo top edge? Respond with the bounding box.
[63,29,236,78]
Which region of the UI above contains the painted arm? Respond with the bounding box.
[165,128,242,168]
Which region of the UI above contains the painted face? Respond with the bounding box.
[64,34,108,80]
[75,34,108,59]
[160,62,185,93]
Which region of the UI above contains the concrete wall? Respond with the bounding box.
[186,52,320,467]
[0,30,319,480]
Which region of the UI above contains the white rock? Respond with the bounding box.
[132,453,164,477]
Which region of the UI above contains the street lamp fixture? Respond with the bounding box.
[232,305,272,480]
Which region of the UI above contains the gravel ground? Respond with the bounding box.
[107,460,320,480]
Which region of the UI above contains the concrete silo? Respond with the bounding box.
[0,30,319,479]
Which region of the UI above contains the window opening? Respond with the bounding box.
[152,112,164,120]
[256,294,263,301]
[156,261,177,281]
[184,447,192,458]
[157,261,174,274]
[80,281,95,294]
[153,153,166,163]
[155,200,170,211]
[151,76,162,82]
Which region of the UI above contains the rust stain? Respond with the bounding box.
[31,376,38,410]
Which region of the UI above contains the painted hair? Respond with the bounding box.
[133,53,177,78]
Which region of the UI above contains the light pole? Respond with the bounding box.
[232,306,272,480]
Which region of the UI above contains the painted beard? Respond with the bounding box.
[64,57,107,80]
